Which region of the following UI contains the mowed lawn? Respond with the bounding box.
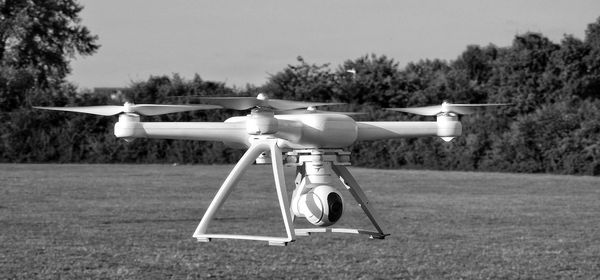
[1,164,599,279]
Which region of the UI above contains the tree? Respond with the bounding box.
[452,45,497,84]
[581,17,600,100]
[485,33,560,114]
[548,35,590,99]
[0,0,99,86]
[262,56,338,102]
[585,16,600,49]
[336,54,404,106]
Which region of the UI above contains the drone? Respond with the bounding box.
[35,93,505,246]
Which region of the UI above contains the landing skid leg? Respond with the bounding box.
[287,150,389,240]
[331,165,389,239]
[193,138,295,246]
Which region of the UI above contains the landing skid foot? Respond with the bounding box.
[295,228,390,239]
[369,233,390,240]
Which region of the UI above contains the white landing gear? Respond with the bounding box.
[286,149,389,240]
[193,138,388,246]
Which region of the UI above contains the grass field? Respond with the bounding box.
[1,164,600,279]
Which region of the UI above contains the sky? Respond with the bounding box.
[68,0,600,90]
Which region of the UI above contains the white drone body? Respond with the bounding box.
[36,95,505,246]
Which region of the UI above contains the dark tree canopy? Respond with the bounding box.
[2,11,600,176]
[0,0,99,85]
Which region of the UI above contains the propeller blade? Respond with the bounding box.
[130,104,221,115]
[192,97,265,110]
[194,95,345,111]
[33,105,125,116]
[276,109,366,116]
[388,103,508,116]
[388,105,442,116]
[34,103,221,116]
[267,99,345,111]
[443,104,509,115]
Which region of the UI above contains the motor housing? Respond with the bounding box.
[436,114,462,142]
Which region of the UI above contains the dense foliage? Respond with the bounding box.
[1,3,599,175]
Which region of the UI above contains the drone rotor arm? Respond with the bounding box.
[115,120,250,145]
[356,121,439,141]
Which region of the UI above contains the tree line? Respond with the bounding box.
[1,1,599,175]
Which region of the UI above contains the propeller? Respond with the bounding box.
[276,106,366,116]
[388,102,508,116]
[33,102,221,116]
[193,93,345,111]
